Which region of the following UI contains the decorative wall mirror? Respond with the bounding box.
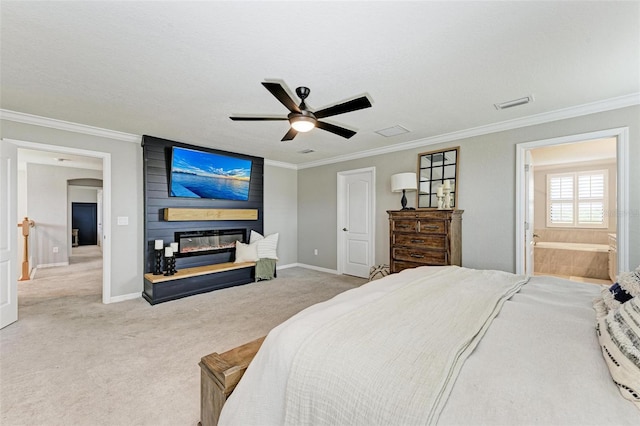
[417,147,459,209]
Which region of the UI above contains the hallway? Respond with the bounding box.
[19,245,102,302]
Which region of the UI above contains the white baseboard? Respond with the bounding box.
[105,292,141,304]
[289,263,340,275]
[275,262,298,270]
[36,262,69,269]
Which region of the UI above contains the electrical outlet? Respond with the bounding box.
[314,249,318,255]
[52,247,59,253]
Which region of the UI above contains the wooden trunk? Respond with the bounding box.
[198,336,265,426]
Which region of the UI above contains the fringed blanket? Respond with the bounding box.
[283,266,527,425]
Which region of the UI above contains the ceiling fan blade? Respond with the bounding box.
[262,82,301,113]
[281,127,298,141]
[316,121,357,139]
[229,116,288,121]
[313,96,372,119]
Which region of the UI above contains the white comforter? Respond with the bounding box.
[284,266,526,425]
[219,266,640,425]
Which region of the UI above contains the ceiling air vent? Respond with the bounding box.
[494,95,534,110]
[375,125,410,137]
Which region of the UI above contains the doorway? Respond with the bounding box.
[528,139,616,284]
[337,167,376,278]
[5,138,112,306]
[515,128,629,277]
[72,202,98,246]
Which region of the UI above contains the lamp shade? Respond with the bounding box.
[391,172,417,192]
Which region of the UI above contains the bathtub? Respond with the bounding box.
[534,241,610,280]
[534,241,609,253]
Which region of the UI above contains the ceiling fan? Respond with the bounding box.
[229,82,372,141]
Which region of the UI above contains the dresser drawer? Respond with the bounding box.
[417,220,445,234]
[392,220,418,232]
[392,260,432,271]
[394,233,446,249]
[392,247,447,265]
[392,220,446,234]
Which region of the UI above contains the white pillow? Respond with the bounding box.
[234,240,258,263]
[249,230,279,260]
[249,229,264,244]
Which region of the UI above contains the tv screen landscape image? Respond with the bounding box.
[169,147,252,200]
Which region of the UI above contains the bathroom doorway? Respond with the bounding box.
[529,139,616,284]
[515,128,630,281]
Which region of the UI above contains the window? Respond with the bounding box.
[546,170,608,228]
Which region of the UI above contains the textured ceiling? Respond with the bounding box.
[1,1,639,165]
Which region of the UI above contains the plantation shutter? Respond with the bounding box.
[546,170,607,228]
[548,174,574,225]
[577,172,605,225]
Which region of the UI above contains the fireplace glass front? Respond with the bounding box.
[174,229,245,257]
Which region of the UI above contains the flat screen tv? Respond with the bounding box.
[169,146,252,201]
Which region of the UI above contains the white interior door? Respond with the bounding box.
[524,150,535,276]
[0,140,18,328]
[338,168,375,278]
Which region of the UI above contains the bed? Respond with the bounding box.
[200,266,640,425]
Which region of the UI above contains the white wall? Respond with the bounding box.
[69,186,98,203]
[16,169,28,277]
[1,119,142,299]
[297,105,640,273]
[17,169,27,220]
[263,163,297,267]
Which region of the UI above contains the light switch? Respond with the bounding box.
[117,216,129,226]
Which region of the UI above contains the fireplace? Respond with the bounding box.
[174,229,245,258]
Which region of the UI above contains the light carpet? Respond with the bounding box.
[0,246,365,425]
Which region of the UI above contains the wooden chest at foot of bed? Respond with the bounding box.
[199,336,265,426]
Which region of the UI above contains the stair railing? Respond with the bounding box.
[17,217,35,281]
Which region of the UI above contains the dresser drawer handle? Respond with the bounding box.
[423,225,439,230]
[397,224,411,229]
[410,253,425,259]
[411,239,424,244]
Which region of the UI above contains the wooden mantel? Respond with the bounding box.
[163,208,258,222]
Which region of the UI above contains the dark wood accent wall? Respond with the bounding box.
[142,135,264,301]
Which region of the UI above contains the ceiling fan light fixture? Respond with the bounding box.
[231,81,372,140]
[290,115,316,132]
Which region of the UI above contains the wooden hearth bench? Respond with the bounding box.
[142,262,256,305]
[198,336,265,426]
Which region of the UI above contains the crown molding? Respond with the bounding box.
[3,92,638,169]
[264,159,298,170]
[298,93,640,169]
[0,109,141,143]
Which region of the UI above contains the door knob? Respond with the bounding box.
[342,228,348,231]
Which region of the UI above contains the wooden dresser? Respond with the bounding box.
[388,209,463,273]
